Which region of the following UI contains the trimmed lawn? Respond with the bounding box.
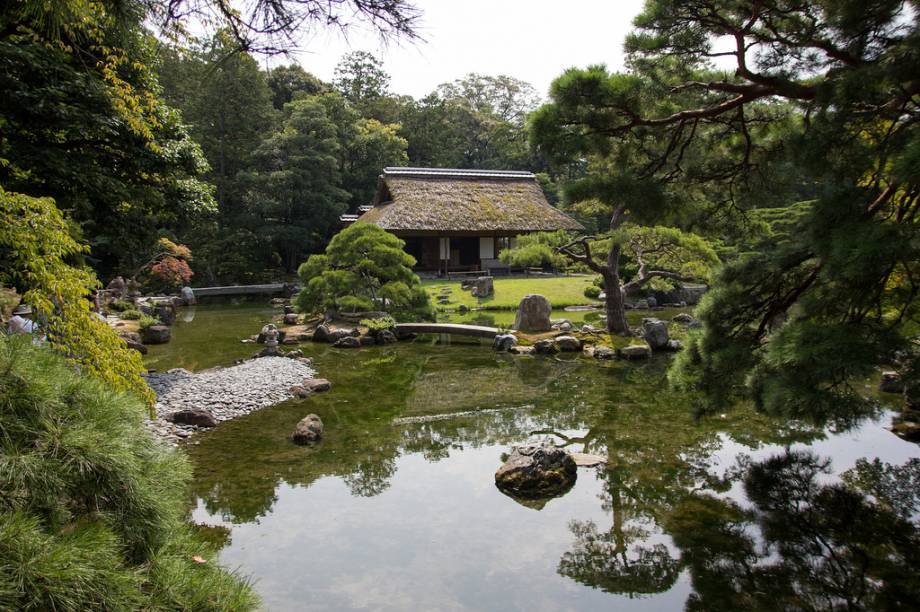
[423,275,600,310]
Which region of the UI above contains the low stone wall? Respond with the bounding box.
[145,356,315,444]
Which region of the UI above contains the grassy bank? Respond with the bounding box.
[423,276,599,310]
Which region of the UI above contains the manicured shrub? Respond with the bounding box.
[360,316,396,332]
[138,314,161,330]
[0,336,258,611]
[120,309,142,320]
[583,285,601,300]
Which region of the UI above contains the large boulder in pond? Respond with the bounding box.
[141,325,171,345]
[153,304,176,326]
[180,286,196,305]
[470,276,494,298]
[376,329,397,344]
[292,414,323,445]
[642,318,670,351]
[312,323,332,342]
[513,294,552,332]
[167,408,217,428]
[495,442,577,498]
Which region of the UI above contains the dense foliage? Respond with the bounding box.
[0,335,257,610]
[0,187,153,406]
[528,1,920,418]
[296,223,432,319]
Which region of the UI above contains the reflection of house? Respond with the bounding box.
[345,167,583,274]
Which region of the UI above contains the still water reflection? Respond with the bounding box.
[150,305,920,610]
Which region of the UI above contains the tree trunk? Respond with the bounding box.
[604,242,631,335]
[603,270,630,335]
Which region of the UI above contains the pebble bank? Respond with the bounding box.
[145,356,315,444]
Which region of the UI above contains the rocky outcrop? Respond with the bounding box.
[554,335,581,352]
[642,318,670,351]
[593,346,616,360]
[470,276,494,298]
[154,304,176,326]
[141,325,171,345]
[533,339,558,355]
[376,329,397,344]
[333,336,361,349]
[313,324,355,344]
[292,414,323,445]
[513,294,552,332]
[493,333,518,352]
[494,442,577,498]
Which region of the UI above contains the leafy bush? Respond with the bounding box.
[138,315,161,330]
[498,230,573,271]
[109,299,134,312]
[360,316,396,332]
[583,285,601,299]
[0,336,258,611]
[296,223,433,321]
[139,238,194,293]
[1,186,152,406]
[120,309,142,320]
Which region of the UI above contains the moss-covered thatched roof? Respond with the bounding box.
[357,168,584,233]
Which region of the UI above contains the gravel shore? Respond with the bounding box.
[145,356,316,444]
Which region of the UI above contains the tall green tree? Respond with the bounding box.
[266,64,328,110]
[529,71,720,334]
[315,92,409,208]
[241,97,350,272]
[436,73,541,126]
[0,1,216,277]
[566,0,920,419]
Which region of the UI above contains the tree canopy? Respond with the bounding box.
[531,0,919,417]
[295,223,431,319]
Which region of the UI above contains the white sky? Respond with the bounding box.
[274,0,648,100]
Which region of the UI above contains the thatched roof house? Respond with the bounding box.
[349,167,583,273]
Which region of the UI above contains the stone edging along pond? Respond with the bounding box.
[144,355,316,445]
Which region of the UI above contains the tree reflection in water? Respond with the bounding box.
[660,451,920,610]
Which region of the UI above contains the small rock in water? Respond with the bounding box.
[492,333,518,352]
[553,335,581,352]
[304,378,331,393]
[619,344,651,360]
[593,346,616,360]
[292,414,323,445]
[880,371,903,394]
[533,339,558,355]
[569,452,607,467]
[167,408,217,428]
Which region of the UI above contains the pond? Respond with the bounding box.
[150,304,920,611]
